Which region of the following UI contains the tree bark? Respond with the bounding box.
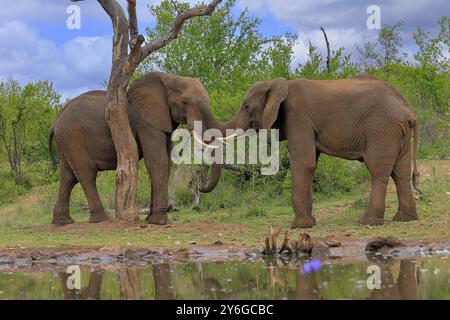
[72,0,222,222]
[97,0,140,222]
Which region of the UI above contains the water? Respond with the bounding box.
[0,255,448,300]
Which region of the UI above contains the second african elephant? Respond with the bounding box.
[229,75,421,228]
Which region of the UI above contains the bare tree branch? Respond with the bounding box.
[170,0,182,15]
[127,0,139,48]
[320,26,331,73]
[73,0,222,71]
[141,0,222,59]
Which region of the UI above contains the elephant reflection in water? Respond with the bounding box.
[153,263,175,300]
[59,264,175,300]
[60,270,104,300]
[118,263,175,300]
[265,258,419,300]
[368,259,418,300]
[118,267,142,300]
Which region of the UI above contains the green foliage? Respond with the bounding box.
[314,156,359,196]
[0,170,31,206]
[357,22,405,68]
[139,0,296,120]
[0,78,60,185]
[293,42,360,79]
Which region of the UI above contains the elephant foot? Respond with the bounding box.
[291,215,316,229]
[393,207,418,222]
[147,212,169,225]
[358,209,385,226]
[89,212,110,224]
[52,215,75,226]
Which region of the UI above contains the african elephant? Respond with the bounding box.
[48,72,228,226]
[230,75,420,228]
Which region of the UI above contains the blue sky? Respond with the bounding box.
[0,0,448,100]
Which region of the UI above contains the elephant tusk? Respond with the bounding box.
[216,133,238,142]
[192,131,219,149]
[216,132,249,142]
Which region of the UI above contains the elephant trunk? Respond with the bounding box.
[197,163,222,193]
[200,105,236,136]
[190,105,238,194]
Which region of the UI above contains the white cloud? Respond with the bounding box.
[1,0,446,99]
[292,28,366,66]
[238,0,449,32]
[238,0,448,68]
[0,21,111,100]
[0,0,215,99]
[0,0,205,25]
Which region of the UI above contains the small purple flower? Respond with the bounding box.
[303,259,321,274]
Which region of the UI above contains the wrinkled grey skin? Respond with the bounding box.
[49,72,226,226]
[232,75,420,228]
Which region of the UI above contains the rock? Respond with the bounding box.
[212,240,223,246]
[125,249,148,261]
[325,239,342,248]
[189,241,197,245]
[15,254,32,267]
[365,237,404,252]
[311,241,330,258]
[0,256,13,265]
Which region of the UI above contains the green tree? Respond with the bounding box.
[357,22,405,69]
[411,17,450,156]
[139,0,296,119]
[0,78,60,184]
[293,42,359,80]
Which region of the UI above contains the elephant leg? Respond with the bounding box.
[52,160,77,226]
[140,130,170,225]
[290,147,317,229]
[359,148,395,226]
[77,169,110,223]
[306,152,320,215]
[391,145,418,222]
[147,156,170,225]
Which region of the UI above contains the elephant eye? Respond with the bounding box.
[182,99,188,106]
[244,104,249,111]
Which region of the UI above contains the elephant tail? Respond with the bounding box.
[198,163,222,193]
[48,128,58,169]
[411,120,422,194]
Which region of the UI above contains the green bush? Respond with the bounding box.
[0,171,31,206]
[314,156,358,196]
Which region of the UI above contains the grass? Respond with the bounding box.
[0,160,448,249]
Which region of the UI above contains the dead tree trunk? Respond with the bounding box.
[320,27,331,73]
[72,0,222,222]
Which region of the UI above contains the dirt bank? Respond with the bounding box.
[1,237,448,272]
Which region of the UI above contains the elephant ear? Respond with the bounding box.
[127,73,173,133]
[262,78,288,130]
